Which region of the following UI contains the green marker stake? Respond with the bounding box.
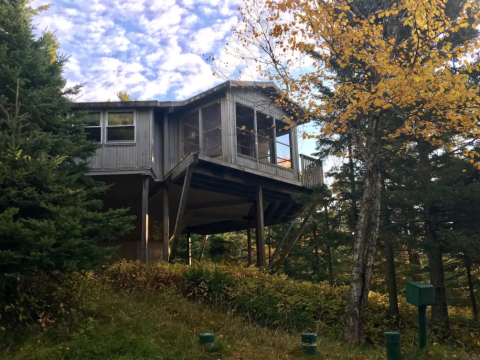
[199,333,215,347]
[301,333,317,355]
[418,306,428,349]
[384,332,402,360]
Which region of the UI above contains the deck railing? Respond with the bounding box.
[300,154,323,188]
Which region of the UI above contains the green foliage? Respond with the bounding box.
[0,0,135,331]
[0,272,98,338]
[104,262,480,350]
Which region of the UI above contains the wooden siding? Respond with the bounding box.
[152,111,162,179]
[89,109,153,174]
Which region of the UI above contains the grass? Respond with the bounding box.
[1,286,469,360]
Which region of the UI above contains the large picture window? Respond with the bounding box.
[236,103,256,158]
[84,112,101,142]
[107,112,135,142]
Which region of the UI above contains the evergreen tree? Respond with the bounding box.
[0,1,134,296]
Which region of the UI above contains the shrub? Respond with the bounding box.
[0,272,97,341]
[103,261,480,350]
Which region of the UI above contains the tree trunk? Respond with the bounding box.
[465,255,478,320]
[382,175,399,319]
[312,225,321,277]
[406,236,422,282]
[325,205,333,285]
[344,165,382,342]
[385,238,399,319]
[424,209,450,328]
[418,139,450,329]
[348,138,358,231]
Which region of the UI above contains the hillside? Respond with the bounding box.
[1,288,462,360]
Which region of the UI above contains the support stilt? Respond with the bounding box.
[163,187,169,262]
[169,166,194,262]
[256,186,266,267]
[199,235,207,261]
[187,232,192,265]
[141,175,149,263]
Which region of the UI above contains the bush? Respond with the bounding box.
[103,261,480,350]
[0,272,97,342]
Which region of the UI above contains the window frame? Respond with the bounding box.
[105,110,136,144]
[83,111,102,143]
[234,101,294,170]
[180,99,223,158]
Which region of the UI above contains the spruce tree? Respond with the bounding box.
[0,1,134,290]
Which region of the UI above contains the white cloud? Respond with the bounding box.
[31,0,244,101]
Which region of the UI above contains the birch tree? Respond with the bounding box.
[226,0,480,342]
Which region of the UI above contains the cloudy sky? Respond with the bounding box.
[31,0,320,158]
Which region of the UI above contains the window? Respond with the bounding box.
[202,102,222,158]
[84,112,101,142]
[256,111,275,164]
[107,112,135,142]
[236,104,256,158]
[182,110,199,156]
[275,120,292,168]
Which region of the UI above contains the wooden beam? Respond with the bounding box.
[163,187,169,262]
[272,206,316,274]
[247,222,253,266]
[193,166,308,196]
[141,175,149,263]
[188,198,250,210]
[167,153,198,185]
[273,201,295,222]
[266,221,295,270]
[169,166,194,262]
[265,201,282,221]
[256,186,266,267]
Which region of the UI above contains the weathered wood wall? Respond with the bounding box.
[89,109,155,175]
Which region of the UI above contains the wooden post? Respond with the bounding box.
[247,222,253,266]
[187,232,192,265]
[169,166,194,262]
[199,235,207,261]
[273,205,316,274]
[141,175,149,263]
[163,187,169,262]
[256,186,266,267]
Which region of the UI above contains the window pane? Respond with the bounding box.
[85,127,101,142]
[182,110,199,156]
[202,103,222,158]
[84,112,101,126]
[276,119,291,168]
[236,103,255,158]
[257,111,274,163]
[108,112,134,126]
[107,126,134,141]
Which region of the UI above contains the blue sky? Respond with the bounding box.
[31,0,321,159]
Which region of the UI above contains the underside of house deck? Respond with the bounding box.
[94,154,311,265]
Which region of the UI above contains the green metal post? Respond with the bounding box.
[418,306,427,349]
[301,333,317,355]
[199,333,215,346]
[384,332,402,360]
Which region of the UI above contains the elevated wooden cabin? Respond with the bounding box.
[73,81,323,266]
